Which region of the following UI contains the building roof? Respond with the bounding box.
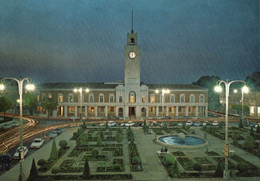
[145,83,207,90]
[37,82,207,91]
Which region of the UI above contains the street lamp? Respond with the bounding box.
[74,87,89,123]
[234,86,249,117]
[214,79,246,180]
[0,77,35,181]
[155,88,170,118]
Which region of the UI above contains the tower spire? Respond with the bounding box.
[131,10,134,34]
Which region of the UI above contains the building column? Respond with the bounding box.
[75,106,77,117]
[205,106,208,117]
[195,106,198,117]
[156,106,159,117]
[146,107,149,117]
[124,106,128,119]
[95,106,98,117]
[176,106,179,117]
[85,106,88,118]
[255,106,258,117]
[166,106,169,116]
[186,106,189,117]
[116,106,118,117]
[64,106,67,118]
[105,106,108,117]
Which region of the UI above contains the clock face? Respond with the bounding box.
[129,51,136,59]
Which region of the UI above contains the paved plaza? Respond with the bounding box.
[1,125,260,181]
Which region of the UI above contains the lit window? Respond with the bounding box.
[150,95,155,103]
[180,94,185,103]
[48,93,52,99]
[37,95,40,102]
[91,107,95,112]
[129,91,136,103]
[58,94,63,102]
[142,96,145,103]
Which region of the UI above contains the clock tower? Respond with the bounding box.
[124,18,140,86]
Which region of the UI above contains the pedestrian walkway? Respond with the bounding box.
[0,127,78,181]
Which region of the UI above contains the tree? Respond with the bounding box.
[0,96,12,119]
[23,93,36,115]
[250,126,254,137]
[27,158,38,181]
[215,162,223,177]
[76,135,86,146]
[83,159,90,178]
[105,121,108,129]
[116,133,123,143]
[41,96,58,118]
[193,75,222,110]
[59,140,67,150]
[91,149,99,157]
[97,134,102,146]
[50,140,58,160]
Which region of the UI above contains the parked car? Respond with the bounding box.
[46,131,58,139]
[177,122,183,127]
[120,122,125,127]
[99,123,105,127]
[108,121,116,127]
[194,121,201,126]
[30,138,44,149]
[185,121,193,126]
[212,121,219,126]
[13,146,28,159]
[125,121,134,127]
[202,121,209,126]
[53,128,62,135]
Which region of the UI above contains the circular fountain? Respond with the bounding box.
[156,134,208,148]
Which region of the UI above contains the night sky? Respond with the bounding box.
[0,0,259,84]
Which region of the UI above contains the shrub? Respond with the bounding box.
[91,149,99,157]
[51,167,60,174]
[132,156,141,164]
[37,159,46,167]
[83,160,90,178]
[214,162,223,177]
[59,140,68,149]
[113,163,122,171]
[257,125,260,134]
[50,140,58,160]
[116,133,123,143]
[163,154,175,167]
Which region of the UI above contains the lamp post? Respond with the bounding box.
[234,86,249,117]
[214,79,246,180]
[155,89,170,118]
[0,77,35,181]
[74,87,89,123]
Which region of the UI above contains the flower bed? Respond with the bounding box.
[177,157,194,171]
[82,155,108,161]
[194,157,211,164]
[172,151,185,156]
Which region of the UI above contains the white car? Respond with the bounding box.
[99,123,105,127]
[14,146,28,159]
[202,121,209,126]
[255,123,260,128]
[177,122,183,127]
[212,121,219,126]
[125,121,134,127]
[30,138,44,149]
[185,121,193,126]
[108,121,116,127]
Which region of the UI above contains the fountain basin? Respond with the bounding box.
[156,135,208,148]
